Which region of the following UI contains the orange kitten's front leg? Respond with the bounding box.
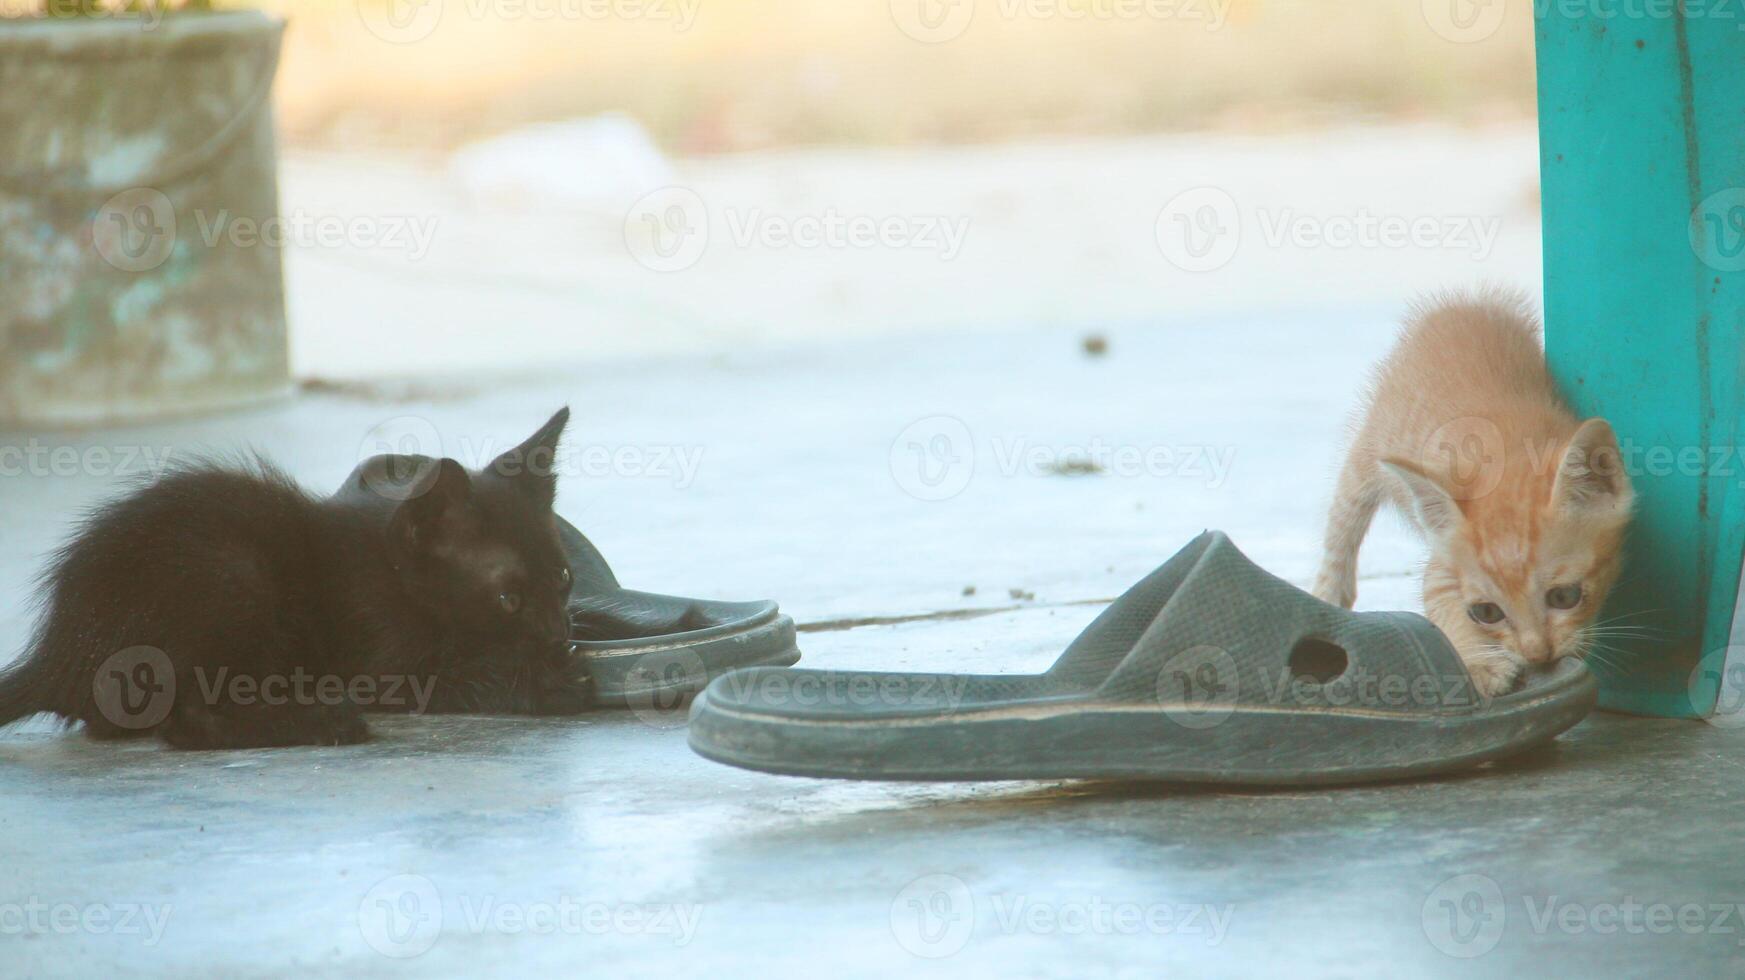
[1313,453,1384,609]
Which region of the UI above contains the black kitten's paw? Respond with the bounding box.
[160,702,371,750]
[313,706,372,746]
[532,650,597,716]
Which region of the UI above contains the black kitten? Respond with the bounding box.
[0,408,590,749]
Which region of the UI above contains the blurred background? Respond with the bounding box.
[270,0,1536,150]
[0,0,1545,617]
[1,0,1544,383]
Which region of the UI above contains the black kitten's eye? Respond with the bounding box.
[557,567,572,591]
[1546,584,1583,610]
[498,592,522,615]
[1468,602,1506,625]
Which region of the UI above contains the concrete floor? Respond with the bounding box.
[2,318,1733,977]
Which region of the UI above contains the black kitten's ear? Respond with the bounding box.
[490,407,568,508]
[389,458,473,554]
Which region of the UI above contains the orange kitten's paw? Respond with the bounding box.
[1311,575,1357,609]
[1461,649,1524,698]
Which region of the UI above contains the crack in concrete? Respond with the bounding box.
[798,598,1115,634]
[797,570,1421,634]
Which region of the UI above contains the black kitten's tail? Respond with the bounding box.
[0,653,49,730]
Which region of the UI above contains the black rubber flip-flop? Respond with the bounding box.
[687,531,1595,785]
[556,518,800,706]
[333,454,799,708]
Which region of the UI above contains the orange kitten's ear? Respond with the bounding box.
[1552,418,1633,514]
[1379,457,1464,537]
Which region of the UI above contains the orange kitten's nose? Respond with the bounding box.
[1520,636,1554,663]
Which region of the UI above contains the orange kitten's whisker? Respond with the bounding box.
[1592,607,1669,623]
[1582,624,1664,637]
[1581,642,1637,668]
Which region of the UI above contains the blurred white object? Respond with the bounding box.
[447,113,676,213]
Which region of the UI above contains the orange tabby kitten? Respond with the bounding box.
[1312,290,1634,696]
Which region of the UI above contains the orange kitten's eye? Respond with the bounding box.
[1468,602,1506,625]
[1546,585,1583,610]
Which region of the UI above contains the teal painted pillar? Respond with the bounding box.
[1536,9,1745,717]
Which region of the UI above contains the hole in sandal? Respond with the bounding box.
[1288,637,1349,684]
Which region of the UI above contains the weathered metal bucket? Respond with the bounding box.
[0,11,289,426]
